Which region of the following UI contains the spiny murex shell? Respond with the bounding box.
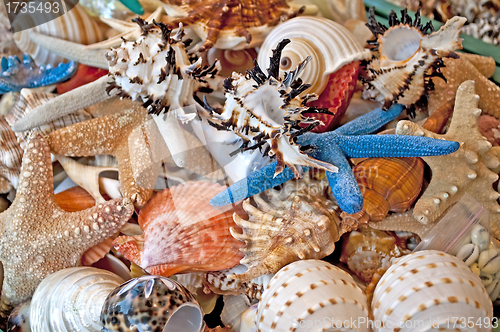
[372,250,493,332]
[204,38,338,177]
[106,19,218,117]
[361,9,466,109]
[229,171,342,282]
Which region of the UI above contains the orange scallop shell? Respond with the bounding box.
[114,182,245,277]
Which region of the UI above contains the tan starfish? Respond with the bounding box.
[369,210,434,240]
[396,80,500,238]
[0,132,134,323]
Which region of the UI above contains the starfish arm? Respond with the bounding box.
[334,104,404,136]
[336,135,460,158]
[210,162,300,206]
[368,210,433,240]
[28,31,109,69]
[11,76,116,132]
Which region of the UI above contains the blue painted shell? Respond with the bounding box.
[0,54,77,93]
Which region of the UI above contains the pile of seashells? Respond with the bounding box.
[0,0,499,331]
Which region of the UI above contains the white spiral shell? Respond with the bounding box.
[372,250,493,332]
[256,259,369,332]
[13,4,103,66]
[29,267,125,332]
[257,16,371,96]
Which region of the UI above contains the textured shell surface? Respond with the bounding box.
[106,20,218,116]
[256,16,371,96]
[205,39,338,178]
[257,259,369,332]
[13,4,103,66]
[372,250,493,332]
[229,172,341,282]
[101,275,204,332]
[113,181,245,277]
[361,9,466,109]
[29,267,125,332]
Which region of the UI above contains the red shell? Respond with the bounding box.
[57,64,108,94]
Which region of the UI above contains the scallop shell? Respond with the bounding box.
[361,9,466,110]
[372,250,493,331]
[0,117,22,193]
[341,157,425,224]
[257,16,371,97]
[113,181,245,277]
[256,260,370,332]
[29,267,125,332]
[339,227,408,283]
[229,172,342,282]
[101,275,204,332]
[13,4,103,66]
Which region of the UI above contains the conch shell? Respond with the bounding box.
[361,9,466,109]
[113,181,245,276]
[229,172,342,282]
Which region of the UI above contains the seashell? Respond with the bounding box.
[339,227,409,283]
[341,157,425,224]
[13,4,103,66]
[113,181,245,277]
[7,300,31,332]
[101,275,204,332]
[54,186,96,212]
[29,267,125,332]
[256,260,370,332]
[257,16,370,98]
[206,48,257,78]
[477,248,500,274]
[371,250,493,331]
[204,265,272,300]
[239,304,258,332]
[361,9,466,110]
[471,224,490,251]
[220,294,251,332]
[456,243,480,266]
[229,172,342,282]
[174,272,219,314]
[0,117,22,193]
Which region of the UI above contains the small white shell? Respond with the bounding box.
[372,250,492,332]
[220,294,251,331]
[456,243,480,266]
[256,260,369,332]
[471,224,490,251]
[29,267,125,332]
[477,248,500,274]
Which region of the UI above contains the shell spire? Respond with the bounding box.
[205,39,338,178]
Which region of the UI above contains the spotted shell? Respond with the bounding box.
[341,157,425,224]
[106,20,218,116]
[205,39,338,178]
[372,250,493,331]
[339,227,409,283]
[257,16,371,98]
[229,172,342,282]
[256,260,370,332]
[101,275,204,332]
[13,4,103,66]
[361,9,466,110]
[113,181,245,277]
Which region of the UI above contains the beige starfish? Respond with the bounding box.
[396,80,500,238]
[369,210,434,240]
[0,132,134,324]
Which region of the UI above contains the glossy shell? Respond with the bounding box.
[29,267,125,332]
[101,275,204,332]
[256,260,370,332]
[113,181,245,276]
[13,4,103,66]
[372,250,493,331]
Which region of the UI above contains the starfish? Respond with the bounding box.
[0,132,134,324]
[210,104,460,214]
[396,80,500,238]
[369,210,434,240]
[0,54,76,93]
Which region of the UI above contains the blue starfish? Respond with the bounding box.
[210,104,460,214]
[0,54,77,94]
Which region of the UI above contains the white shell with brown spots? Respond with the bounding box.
[372,250,493,332]
[256,260,369,332]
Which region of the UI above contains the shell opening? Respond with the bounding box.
[380,27,422,62]
[280,56,292,71]
[164,303,203,332]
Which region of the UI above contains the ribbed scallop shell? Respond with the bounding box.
[361,9,466,110]
[372,250,493,332]
[257,260,370,332]
[229,172,341,282]
[113,181,245,276]
[0,117,22,193]
[341,157,424,224]
[257,16,371,97]
[13,4,103,66]
[29,267,125,332]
